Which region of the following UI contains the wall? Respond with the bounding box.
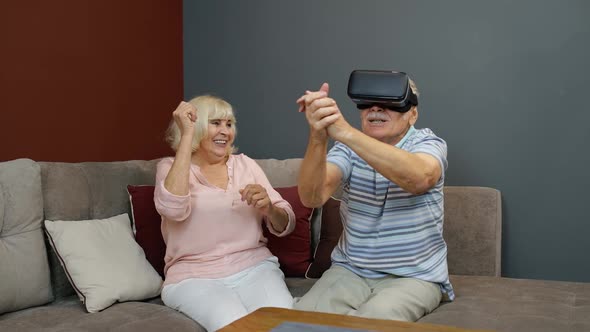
[0,0,183,162]
[183,0,590,282]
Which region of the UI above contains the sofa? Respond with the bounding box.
[1,158,589,332]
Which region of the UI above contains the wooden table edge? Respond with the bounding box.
[219,307,493,332]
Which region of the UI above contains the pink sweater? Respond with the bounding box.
[154,154,295,286]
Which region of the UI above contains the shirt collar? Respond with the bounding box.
[395,126,415,148]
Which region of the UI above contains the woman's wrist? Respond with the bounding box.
[271,206,289,232]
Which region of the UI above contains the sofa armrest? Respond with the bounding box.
[443,186,502,277]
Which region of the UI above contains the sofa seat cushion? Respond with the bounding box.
[285,277,317,298]
[419,275,590,332]
[0,159,52,314]
[0,297,204,332]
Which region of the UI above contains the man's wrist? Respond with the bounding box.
[335,125,357,145]
[309,129,328,144]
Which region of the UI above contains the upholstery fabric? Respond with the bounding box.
[3,275,589,332]
[0,298,204,332]
[127,185,166,278]
[288,275,590,332]
[443,186,502,276]
[39,160,160,300]
[44,214,163,313]
[305,197,343,279]
[285,277,317,298]
[4,157,589,332]
[254,158,302,188]
[0,158,52,314]
[263,186,314,277]
[419,275,590,332]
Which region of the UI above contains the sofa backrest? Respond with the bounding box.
[255,158,302,188]
[5,157,501,306]
[39,159,160,300]
[255,158,503,277]
[443,186,502,277]
[0,159,52,315]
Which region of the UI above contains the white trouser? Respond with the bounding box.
[161,256,293,331]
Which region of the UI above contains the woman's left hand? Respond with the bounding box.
[239,184,273,216]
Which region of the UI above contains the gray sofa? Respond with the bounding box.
[1,158,589,332]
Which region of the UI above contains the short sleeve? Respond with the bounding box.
[408,130,448,179]
[327,142,353,183]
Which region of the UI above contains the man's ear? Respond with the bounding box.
[408,107,418,125]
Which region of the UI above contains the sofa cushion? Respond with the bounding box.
[254,158,302,188]
[443,186,502,276]
[39,160,160,300]
[0,159,52,314]
[0,298,205,332]
[305,197,343,279]
[419,275,590,332]
[44,213,163,313]
[285,277,317,298]
[127,185,166,278]
[263,186,314,277]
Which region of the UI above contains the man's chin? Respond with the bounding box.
[364,131,397,144]
[363,128,386,138]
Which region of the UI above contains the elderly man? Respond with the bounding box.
[294,70,453,322]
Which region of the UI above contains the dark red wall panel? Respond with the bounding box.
[0,0,182,162]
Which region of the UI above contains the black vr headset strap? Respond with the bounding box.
[397,85,418,112]
[408,85,418,107]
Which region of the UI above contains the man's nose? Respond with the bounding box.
[370,105,385,112]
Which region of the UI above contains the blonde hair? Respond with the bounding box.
[165,95,237,155]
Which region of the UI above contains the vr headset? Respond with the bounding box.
[347,70,418,113]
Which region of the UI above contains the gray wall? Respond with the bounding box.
[183,0,590,282]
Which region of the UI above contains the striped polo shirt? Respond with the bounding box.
[327,126,454,300]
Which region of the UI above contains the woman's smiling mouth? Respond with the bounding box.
[213,139,227,146]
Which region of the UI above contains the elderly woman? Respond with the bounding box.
[154,95,296,331]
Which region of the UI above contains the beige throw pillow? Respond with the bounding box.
[44,213,163,313]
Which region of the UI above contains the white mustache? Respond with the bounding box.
[366,112,389,121]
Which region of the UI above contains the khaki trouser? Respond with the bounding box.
[295,265,442,322]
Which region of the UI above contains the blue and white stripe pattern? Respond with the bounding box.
[327,127,454,300]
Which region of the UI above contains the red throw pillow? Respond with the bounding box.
[127,185,166,278]
[128,184,314,278]
[305,197,343,279]
[263,186,314,277]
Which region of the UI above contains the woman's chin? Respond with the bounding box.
[212,147,228,157]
